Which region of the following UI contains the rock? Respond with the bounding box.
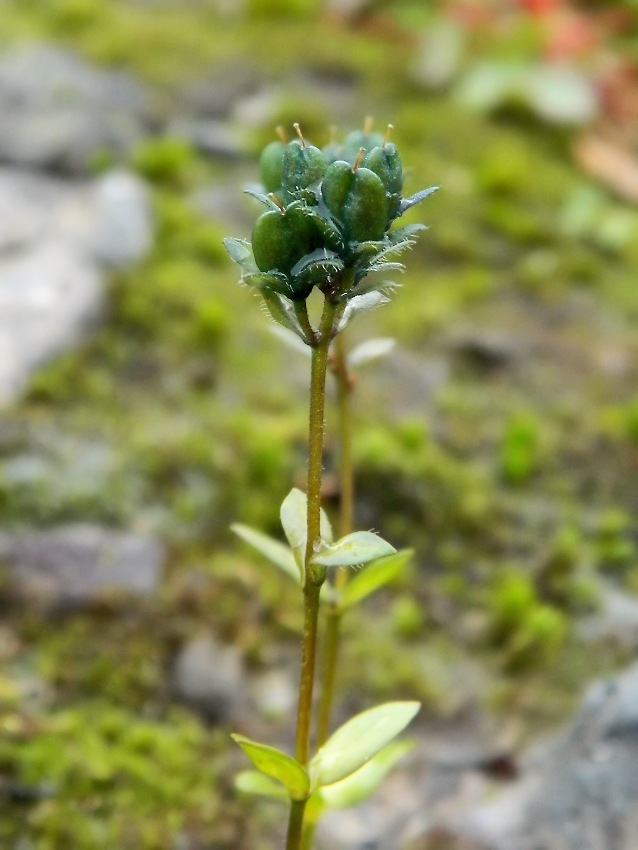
[0,44,153,172]
[0,524,164,606]
[456,661,638,850]
[0,167,153,403]
[250,667,296,720]
[178,62,261,118]
[89,170,154,268]
[172,631,247,722]
[578,583,638,650]
[0,241,102,404]
[166,119,246,158]
[449,328,525,370]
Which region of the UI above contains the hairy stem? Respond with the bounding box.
[286,296,337,850]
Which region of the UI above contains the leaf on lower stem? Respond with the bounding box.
[339,549,413,609]
[309,701,420,787]
[231,523,301,582]
[231,735,310,801]
[320,739,414,809]
[311,531,396,568]
[235,770,289,801]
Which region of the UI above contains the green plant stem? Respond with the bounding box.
[286,800,307,850]
[334,333,354,539]
[316,333,354,747]
[286,296,337,850]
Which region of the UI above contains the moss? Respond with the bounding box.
[1,0,638,842]
[0,701,227,850]
[132,137,200,188]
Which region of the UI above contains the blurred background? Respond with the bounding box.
[1,1,638,848]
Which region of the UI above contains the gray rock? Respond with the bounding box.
[172,630,246,722]
[88,170,154,267]
[250,667,296,720]
[578,583,638,651]
[166,119,245,158]
[457,661,638,850]
[0,167,153,403]
[178,62,260,118]
[0,524,164,605]
[0,44,153,171]
[0,241,102,404]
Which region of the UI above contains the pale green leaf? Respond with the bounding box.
[280,488,307,552]
[280,488,333,568]
[348,338,395,369]
[320,506,334,545]
[235,770,289,801]
[310,701,420,787]
[340,549,412,609]
[269,325,312,358]
[320,740,413,808]
[337,292,389,333]
[231,735,309,801]
[312,531,396,568]
[231,523,300,583]
[223,237,257,272]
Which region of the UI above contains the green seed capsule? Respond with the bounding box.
[251,204,318,298]
[259,140,286,193]
[321,160,387,243]
[341,129,384,165]
[281,139,326,204]
[364,142,404,222]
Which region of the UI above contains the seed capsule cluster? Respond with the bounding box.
[224,120,437,343]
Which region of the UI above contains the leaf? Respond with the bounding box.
[290,248,342,278]
[399,186,439,215]
[243,271,290,296]
[367,261,405,275]
[348,337,395,368]
[235,770,289,801]
[269,325,312,357]
[312,531,396,568]
[347,276,400,298]
[310,701,420,787]
[231,735,310,801]
[340,549,412,609]
[280,488,333,569]
[280,488,309,554]
[223,237,258,273]
[320,740,413,808]
[388,223,426,243]
[302,209,345,253]
[336,292,390,333]
[260,291,306,340]
[231,523,300,583]
[243,187,282,211]
[293,256,345,290]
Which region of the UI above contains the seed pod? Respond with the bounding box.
[259,140,286,193]
[281,139,326,204]
[364,142,404,223]
[251,204,319,299]
[322,127,342,166]
[321,159,387,243]
[341,129,384,165]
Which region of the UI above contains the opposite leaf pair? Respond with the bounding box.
[232,488,412,609]
[232,701,419,805]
